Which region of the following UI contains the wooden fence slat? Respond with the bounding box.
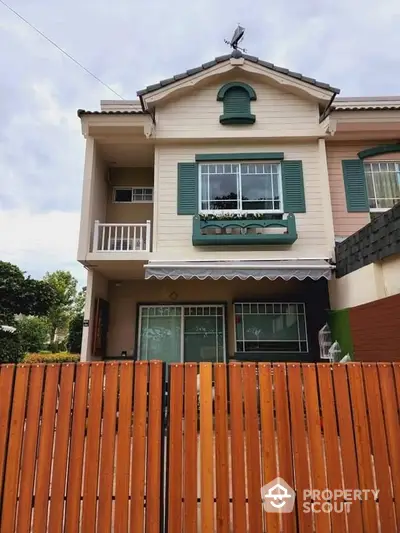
[47,364,75,533]
[303,364,331,533]
[16,365,45,533]
[214,364,230,533]
[378,363,400,526]
[242,363,263,533]
[258,364,279,533]
[32,364,61,533]
[130,361,148,533]
[114,362,134,533]
[316,365,347,533]
[167,364,184,533]
[146,361,164,533]
[394,363,400,409]
[228,364,247,533]
[347,364,379,532]
[363,363,396,531]
[287,364,312,533]
[65,364,90,533]
[97,363,119,533]
[0,365,29,533]
[0,364,15,506]
[200,363,214,533]
[183,364,198,533]
[81,362,105,533]
[332,365,364,531]
[273,364,296,533]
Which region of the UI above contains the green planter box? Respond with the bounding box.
[192,214,298,246]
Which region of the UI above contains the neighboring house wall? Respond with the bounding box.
[106,167,154,224]
[155,75,322,139]
[326,140,400,238]
[106,278,329,360]
[154,142,333,259]
[80,270,108,361]
[77,138,107,258]
[349,293,400,362]
[329,263,385,309]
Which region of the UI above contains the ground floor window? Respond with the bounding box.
[234,302,308,353]
[138,305,225,363]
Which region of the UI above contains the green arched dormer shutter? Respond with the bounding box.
[217,82,256,125]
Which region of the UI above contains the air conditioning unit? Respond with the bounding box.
[110,237,143,251]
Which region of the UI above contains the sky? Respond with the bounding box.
[0,0,400,287]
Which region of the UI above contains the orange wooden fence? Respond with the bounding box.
[0,361,399,532]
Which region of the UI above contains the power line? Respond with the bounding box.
[0,0,125,99]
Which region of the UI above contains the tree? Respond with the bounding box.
[0,261,57,363]
[0,262,57,325]
[43,270,78,345]
[17,316,50,353]
[67,313,84,354]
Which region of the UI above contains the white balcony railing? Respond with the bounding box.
[93,220,151,252]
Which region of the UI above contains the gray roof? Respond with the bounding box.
[137,51,340,97]
[77,109,147,117]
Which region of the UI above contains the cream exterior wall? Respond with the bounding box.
[106,278,326,359]
[329,254,400,310]
[154,142,334,260]
[77,138,107,259]
[106,167,154,224]
[80,269,108,361]
[154,74,323,139]
[326,140,400,238]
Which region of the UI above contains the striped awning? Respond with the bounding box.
[144,259,334,281]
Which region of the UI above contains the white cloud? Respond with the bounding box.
[1,0,400,284]
[0,209,86,285]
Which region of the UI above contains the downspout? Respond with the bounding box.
[319,92,338,123]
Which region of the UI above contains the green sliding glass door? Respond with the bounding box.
[138,305,225,363]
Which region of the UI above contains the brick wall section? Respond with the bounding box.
[349,293,400,361]
[336,202,400,277]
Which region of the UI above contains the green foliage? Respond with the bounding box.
[17,316,50,353]
[0,261,57,325]
[42,270,78,343]
[68,313,83,354]
[0,329,24,364]
[23,352,80,364]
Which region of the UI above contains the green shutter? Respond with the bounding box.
[282,160,306,213]
[224,87,251,115]
[342,160,369,212]
[177,162,197,215]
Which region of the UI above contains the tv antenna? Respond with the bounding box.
[224,24,247,53]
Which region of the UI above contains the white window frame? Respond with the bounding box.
[113,187,154,203]
[363,161,400,213]
[233,302,308,354]
[198,161,284,215]
[137,304,226,362]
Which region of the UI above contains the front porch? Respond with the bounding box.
[84,276,330,363]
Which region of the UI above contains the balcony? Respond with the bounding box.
[93,220,151,252]
[192,213,297,246]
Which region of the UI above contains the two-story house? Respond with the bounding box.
[77,48,400,363]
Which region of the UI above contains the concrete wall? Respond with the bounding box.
[105,278,329,361]
[329,253,400,309]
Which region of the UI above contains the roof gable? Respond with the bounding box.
[137,51,339,109]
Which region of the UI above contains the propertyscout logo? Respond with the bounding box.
[261,478,379,515]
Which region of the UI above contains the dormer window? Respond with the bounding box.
[217,82,256,125]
